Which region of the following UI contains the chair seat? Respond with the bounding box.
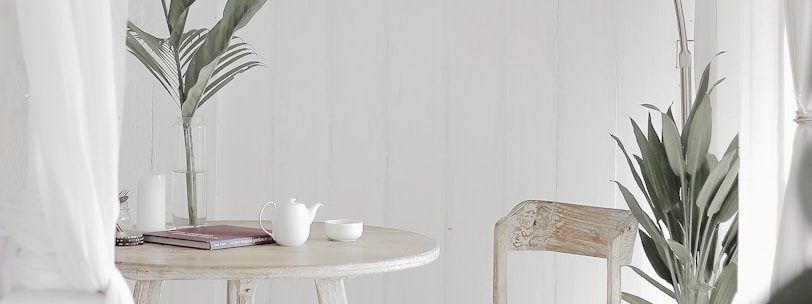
[0,290,104,304]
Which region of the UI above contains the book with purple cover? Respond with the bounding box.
[143,225,275,250]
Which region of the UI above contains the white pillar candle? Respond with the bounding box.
[137,174,165,232]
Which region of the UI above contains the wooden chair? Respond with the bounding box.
[493,200,638,304]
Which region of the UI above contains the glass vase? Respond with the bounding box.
[172,116,207,227]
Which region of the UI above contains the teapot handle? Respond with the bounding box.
[258,201,277,238]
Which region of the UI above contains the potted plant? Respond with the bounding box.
[612,60,738,303]
[126,0,267,226]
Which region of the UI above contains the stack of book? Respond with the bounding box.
[143,225,275,250]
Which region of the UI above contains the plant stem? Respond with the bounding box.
[182,119,198,226]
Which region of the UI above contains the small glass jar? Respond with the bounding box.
[117,201,132,231]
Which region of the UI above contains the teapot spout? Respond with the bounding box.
[307,202,324,224]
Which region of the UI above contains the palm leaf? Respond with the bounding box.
[184,0,267,102]
[180,29,209,67]
[199,61,264,106]
[182,59,219,117]
[126,32,177,100]
[167,0,196,46]
[212,42,256,75]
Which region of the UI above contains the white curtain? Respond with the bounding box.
[0,1,132,303]
[772,0,812,291]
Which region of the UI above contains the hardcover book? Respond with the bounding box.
[143,225,275,250]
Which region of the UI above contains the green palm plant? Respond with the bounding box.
[127,0,267,226]
[612,59,738,304]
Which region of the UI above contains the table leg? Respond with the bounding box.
[314,278,348,304]
[227,279,257,304]
[133,280,164,304]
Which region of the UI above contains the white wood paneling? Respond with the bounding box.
[382,0,447,304]
[555,0,619,302]
[503,0,558,302]
[444,0,506,303]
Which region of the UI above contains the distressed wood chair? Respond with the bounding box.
[493,200,638,304]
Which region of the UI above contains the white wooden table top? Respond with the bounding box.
[115,220,440,281]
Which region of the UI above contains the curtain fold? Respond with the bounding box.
[773,0,812,292]
[0,1,132,303]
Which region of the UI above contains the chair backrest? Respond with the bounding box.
[493,200,637,304]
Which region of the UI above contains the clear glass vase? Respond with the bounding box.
[172,116,207,227]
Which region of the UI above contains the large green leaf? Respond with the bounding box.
[717,183,738,223]
[184,0,267,102]
[722,215,738,265]
[686,94,712,175]
[611,133,655,209]
[707,157,739,217]
[667,240,692,263]
[681,63,710,147]
[682,53,724,146]
[662,112,686,178]
[614,181,672,264]
[710,263,737,304]
[627,262,675,298]
[622,292,654,304]
[632,120,670,219]
[183,59,219,117]
[167,0,196,47]
[639,229,673,284]
[696,148,737,212]
[646,115,681,211]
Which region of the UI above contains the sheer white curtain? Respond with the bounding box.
[772,0,812,292]
[0,1,132,303]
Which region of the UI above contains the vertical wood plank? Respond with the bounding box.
[261,1,329,303]
[323,1,388,303]
[504,0,559,302]
[382,0,447,304]
[444,0,506,303]
[555,0,618,302]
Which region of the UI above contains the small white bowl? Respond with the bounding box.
[324,219,363,241]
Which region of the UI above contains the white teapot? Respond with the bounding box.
[259,198,324,246]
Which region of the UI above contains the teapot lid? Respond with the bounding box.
[288,198,298,204]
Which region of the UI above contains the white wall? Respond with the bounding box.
[120,1,738,303]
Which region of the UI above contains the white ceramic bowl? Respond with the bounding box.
[324,219,363,241]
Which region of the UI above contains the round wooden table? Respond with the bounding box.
[115,220,439,304]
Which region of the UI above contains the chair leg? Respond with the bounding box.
[607,246,622,304]
[494,224,509,304]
